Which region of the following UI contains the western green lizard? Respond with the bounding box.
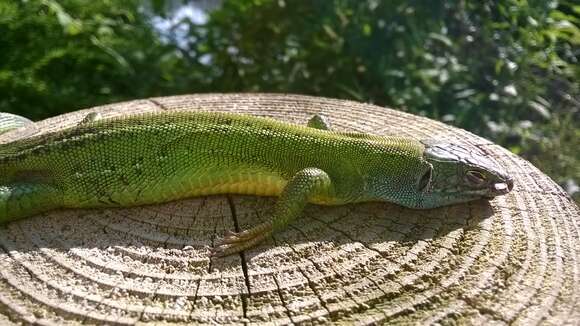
[0,111,512,256]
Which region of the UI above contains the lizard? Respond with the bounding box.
[0,110,513,257]
[0,112,33,135]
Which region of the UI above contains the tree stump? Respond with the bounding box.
[0,94,578,325]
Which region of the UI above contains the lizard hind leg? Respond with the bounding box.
[0,183,62,224]
[211,168,332,257]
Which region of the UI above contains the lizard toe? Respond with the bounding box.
[211,230,272,257]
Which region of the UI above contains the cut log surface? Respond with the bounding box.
[0,94,578,325]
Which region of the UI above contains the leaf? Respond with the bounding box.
[322,24,338,40]
[455,89,477,99]
[362,24,372,36]
[90,36,133,73]
[41,0,83,35]
[428,33,452,47]
[529,101,551,120]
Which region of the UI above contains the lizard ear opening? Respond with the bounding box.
[417,165,432,192]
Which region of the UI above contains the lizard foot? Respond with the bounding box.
[210,222,272,257]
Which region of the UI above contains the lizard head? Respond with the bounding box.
[417,140,513,208]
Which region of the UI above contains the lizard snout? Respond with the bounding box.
[488,177,513,197]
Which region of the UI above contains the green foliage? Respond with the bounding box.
[0,0,578,198]
[0,0,187,118]
[197,1,578,126]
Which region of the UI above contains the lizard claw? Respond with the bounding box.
[224,230,237,237]
[209,240,250,258]
[210,223,273,258]
[219,232,244,244]
[219,229,259,244]
[209,244,233,257]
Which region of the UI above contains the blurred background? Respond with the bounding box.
[0,0,578,201]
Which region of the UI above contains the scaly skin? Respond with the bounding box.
[0,112,32,135]
[0,111,513,256]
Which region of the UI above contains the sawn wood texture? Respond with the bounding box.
[0,94,578,325]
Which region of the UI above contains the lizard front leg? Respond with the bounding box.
[211,167,333,257]
[307,114,332,130]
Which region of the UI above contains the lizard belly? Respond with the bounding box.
[185,172,288,198]
[65,167,289,208]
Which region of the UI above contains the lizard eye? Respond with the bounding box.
[465,170,486,185]
[417,167,432,192]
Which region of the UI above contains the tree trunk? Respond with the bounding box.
[0,94,578,325]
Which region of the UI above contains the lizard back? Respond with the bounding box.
[0,111,427,210]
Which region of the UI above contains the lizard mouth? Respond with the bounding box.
[487,178,514,197]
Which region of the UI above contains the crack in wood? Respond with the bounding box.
[288,224,378,319]
[273,224,333,319]
[270,237,299,324]
[226,196,250,319]
[189,200,215,319]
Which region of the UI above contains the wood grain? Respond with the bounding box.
[0,94,578,325]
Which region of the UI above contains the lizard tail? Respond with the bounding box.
[0,113,59,222]
[0,113,33,135]
[0,183,62,224]
[0,113,34,161]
